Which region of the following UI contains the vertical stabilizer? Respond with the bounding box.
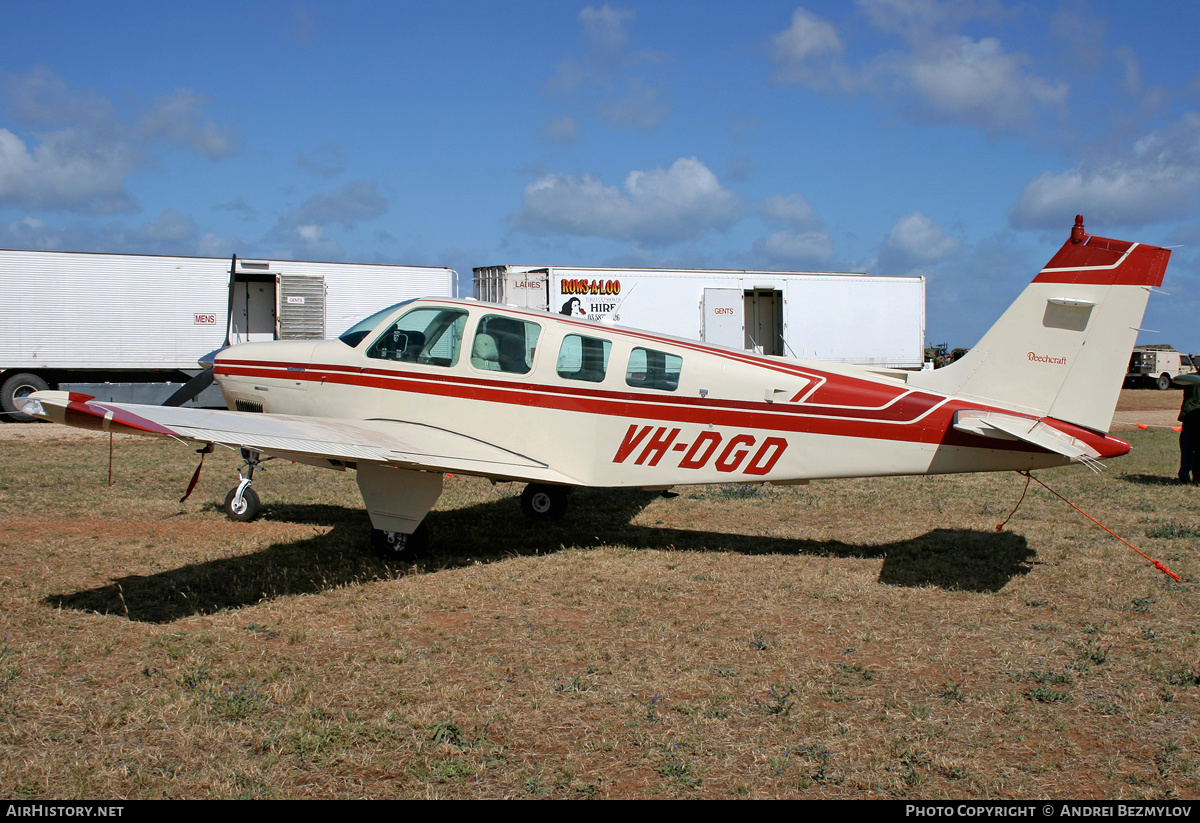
[909,216,1170,433]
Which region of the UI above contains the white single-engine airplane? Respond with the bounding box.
[20,216,1170,558]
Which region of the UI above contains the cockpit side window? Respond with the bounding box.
[625,347,682,391]
[557,334,612,383]
[471,314,541,374]
[366,307,468,366]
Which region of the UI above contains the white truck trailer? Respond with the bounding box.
[1,250,457,420]
[474,265,926,368]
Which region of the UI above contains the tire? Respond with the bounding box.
[1,373,50,423]
[370,522,429,561]
[224,486,261,522]
[520,483,569,521]
[1157,373,1172,391]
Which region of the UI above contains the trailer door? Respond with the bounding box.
[504,269,550,310]
[279,274,326,339]
[702,288,744,349]
[229,273,277,344]
[744,288,784,356]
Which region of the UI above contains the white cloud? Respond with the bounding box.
[541,116,580,143]
[136,88,237,158]
[138,208,199,244]
[274,180,388,230]
[752,230,835,265]
[769,7,846,88]
[599,78,669,133]
[1010,112,1200,228]
[751,193,834,266]
[0,209,245,257]
[0,127,139,213]
[878,211,961,271]
[768,4,1068,136]
[0,70,237,213]
[1113,46,1142,96]
[265,180,389,257]
[544,4,671,136]
[897,36,1067,131]
[761,193,818,228]
[297,142,346,177]
[514,157,740,245]
[579,5,635,59]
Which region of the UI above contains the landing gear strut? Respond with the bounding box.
[224,449,268,522]
[520,483,570,521]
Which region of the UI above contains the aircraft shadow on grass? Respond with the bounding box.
[45,487,1033,623]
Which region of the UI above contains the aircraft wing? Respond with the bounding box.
[21,391,578,484]
[952,409,1104,472]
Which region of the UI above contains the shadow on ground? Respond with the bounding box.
[1120,473,1191,486]
[46,487,1032,622]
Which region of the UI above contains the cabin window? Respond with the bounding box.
[626,347,682,391]
[557,334,612,383]
[366,307,468,366]
[471,314,542,374]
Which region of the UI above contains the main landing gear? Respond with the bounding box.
[370,522,430,560]
[223,449,269,522]
[520,483,571,521]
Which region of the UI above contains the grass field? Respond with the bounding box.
[0,394,1197,799]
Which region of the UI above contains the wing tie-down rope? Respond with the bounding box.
[180,443,214,503]
[996,470,1180,581]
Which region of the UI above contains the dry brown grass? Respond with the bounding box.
[0,390,1197,798]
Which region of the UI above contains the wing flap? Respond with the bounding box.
[953,409,1104,472]
[22,391,578,484]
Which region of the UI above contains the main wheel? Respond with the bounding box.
[370,522,430,560]
[224,486,261,522]
[1,373,50,423]
[1157,373,1172,391]
[520,484,569,521]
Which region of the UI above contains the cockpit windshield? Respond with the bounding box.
[338,300,415,348]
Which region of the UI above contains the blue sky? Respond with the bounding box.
[3,1,1199,350]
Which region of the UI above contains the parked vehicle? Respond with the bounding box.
[1,249,456,420]
[473,265,926,369]
[1126,346,1197,390]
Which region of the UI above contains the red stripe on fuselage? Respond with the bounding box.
[213,358,1123,456]
[217,358,947,425]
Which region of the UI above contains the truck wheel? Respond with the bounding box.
[1,373,50,423]
[1157,374,1172,391]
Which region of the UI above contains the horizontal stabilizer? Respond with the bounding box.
[953,410,1104,472]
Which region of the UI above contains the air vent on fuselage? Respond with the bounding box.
[235,399,264,413]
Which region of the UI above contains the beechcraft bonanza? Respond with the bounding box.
[20,216,1170,558]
